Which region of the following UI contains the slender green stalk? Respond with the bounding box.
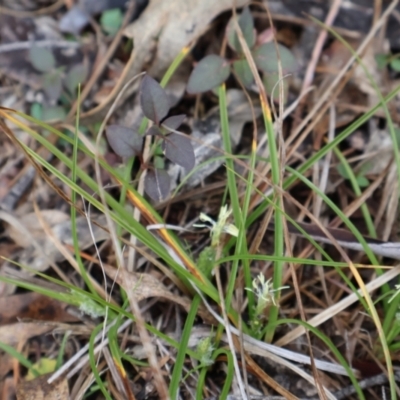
[333,147,376,238]
[311,15,400,206]
[89,324,112,400]
[214,349,234,400]
[333,147,391,298]
[260,100,284,342]
[169,295,201,399]
[218,84,252,322]
[288,166,395,398]
[0,342,40,377]
[248,85,400,227]
[56,332,69,369]
[71,87,98,296]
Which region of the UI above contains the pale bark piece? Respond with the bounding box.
[124,0,248,78]
[81,0,248,123]
[7,210,69,249]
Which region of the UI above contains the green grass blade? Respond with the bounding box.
[169,294,201,398]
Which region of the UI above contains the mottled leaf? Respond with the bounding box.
[42,71,63,102]
[140,75,170,125]
[375,54,387,70]
[100,8,123,36]
[30,102,42,120]
[42,106,67,121]
[187,55,230,94]
[106,125,143,158]
[144,169,170,201]
[65,63,88,94]
[29,45,55,73]
[163,133,195,171]
[233,59,253,87]
[357,176,369,187]
[253,43,297,74]
[390,58,400,72]
[162,114,186,131]
[226,7,255,53]
[337,163,350,179]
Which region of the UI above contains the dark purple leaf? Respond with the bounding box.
[106,125,143,158]
[29,45,55,73]
[65,63,89,94]
[233,59,253,87]
[187,55,230,94]
[140,75,170,125]
[163,133,195,171]
[42,71,63,102]
[226,7,255,54]
[162,114,186,131]
[144,169,170,201]
[145,126,163,137]
[252,43,297,74]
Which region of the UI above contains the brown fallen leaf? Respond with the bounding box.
[103,264,214,324]
[0,354,14,381]
[0,292,78,326]
[7,210,69,249]
[16,373,69,400]
[5,212,109,272]
[0,323,52,347]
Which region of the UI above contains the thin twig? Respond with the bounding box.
[0,40,80,54]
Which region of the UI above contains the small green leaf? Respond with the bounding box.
[253,43,297,74]
[375,54,388,70]
[29,45,55,73]
[100,8,123,36]
[140,75,170,125]
[27,358,56,380]
[42,106,67,121]
[30,102,42,120]
[65,63,88,95]
[390,58,400,72]
[356,176,369,187]
[197,246,216,278]
[337,163,350,179]
[154,156,165,169]
[42,70,63,102]
[226,7,255,54]
[187,55,230,94]
[233,59,253,87]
